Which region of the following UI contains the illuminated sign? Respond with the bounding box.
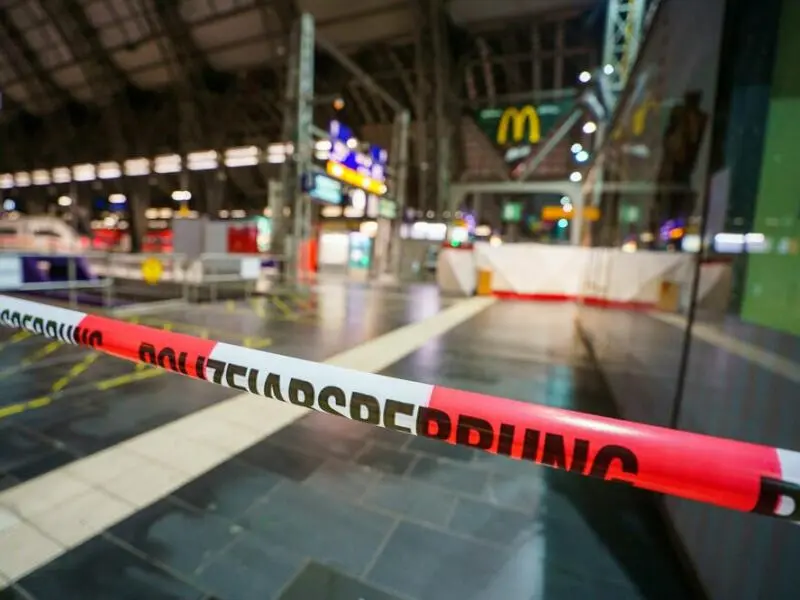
[327,120,388,195]
[497,106,541,145]
[302,172,343,205]
[541,205,600,221]
[326,161,387,196]
[378,198,397,220]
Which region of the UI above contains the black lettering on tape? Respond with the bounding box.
[496,423,515,456]
[753,477,800,522]
[44,321,58,339]
[225,363,248,391]
[206,358,226,384]
[195,356,207,379]
[417,411,639,483]
[350,392,380,425]
[521,429,541,461]
[158,347,179,372]
[264,373,284,401]
[319,385,346,416]
[0,311,102,347]
[540,433,568,470]
[247,369,259,394]
[417,407,452,440]
[456,416,493,451]
[289,378,315,407]
[588,445,639,482]
[139,342,157,364]
[384,399,413,434]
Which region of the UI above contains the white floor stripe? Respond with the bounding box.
[0,296,495,586]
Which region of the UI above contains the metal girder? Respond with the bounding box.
[347,81,377,124]
[602,0,648,94]
[411,0,452,215]
[145,2,209,152]
[384,46,416,113]
[0,9,67,109]
[475,37,496,107]
[40,0,126,101]
[499,34,523,95]
[267,0,299,33]
[316,34,405,114]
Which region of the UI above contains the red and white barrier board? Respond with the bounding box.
[0,295,798,523]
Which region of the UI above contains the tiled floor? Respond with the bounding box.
[0,290,695,599]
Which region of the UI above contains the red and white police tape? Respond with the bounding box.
[1,295,798,522]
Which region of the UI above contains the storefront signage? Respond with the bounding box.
[302,172,343,205]
[327,120,388,196]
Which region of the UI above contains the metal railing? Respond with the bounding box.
[0,250,285,308]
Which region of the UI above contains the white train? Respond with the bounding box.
[0,216,83,253]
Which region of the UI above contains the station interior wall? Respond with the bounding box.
[739,0,800,336]
[578,0,800,598]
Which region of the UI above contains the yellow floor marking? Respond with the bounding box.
[20,341,62,366]
[0,330,32,352]
[243,337,273,349]
[270,296,298,320]
[94,367,165,391]
[0,361,166,423]
[249,298,267,319]
[50,353,100,393]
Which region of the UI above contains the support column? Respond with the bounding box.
[413,0,449,216]
[389,110,411,277]
[277,14,314,281]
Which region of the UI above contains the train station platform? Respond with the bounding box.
[0,284,697,599]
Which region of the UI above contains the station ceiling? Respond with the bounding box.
[0,0,600,170]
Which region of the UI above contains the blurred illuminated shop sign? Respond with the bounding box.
[541,205,601,221]
[475,99,575,164]
[378,198,397,219]
[302,172,343,205]
[326,120,388,196]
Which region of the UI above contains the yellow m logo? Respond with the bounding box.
[496,106,541,145]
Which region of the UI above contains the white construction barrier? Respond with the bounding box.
[438,243,731,309]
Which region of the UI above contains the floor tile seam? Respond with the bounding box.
[345,496,518,553]
[392,462,538,518]
[359,516,402,580]
[100,530,221,598]
[350,468,474,519]
[228,471,288,518]
[223,473,514,555]
[267,557,313,600]
[191,522,298,579]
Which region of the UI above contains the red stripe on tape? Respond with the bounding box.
[426,384,783,514]
[78,314,218,379]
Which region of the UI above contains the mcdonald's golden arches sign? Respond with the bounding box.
[476,100,573,151]
[496,106,542,145]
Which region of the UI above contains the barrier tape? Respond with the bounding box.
[1,295,799,523]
